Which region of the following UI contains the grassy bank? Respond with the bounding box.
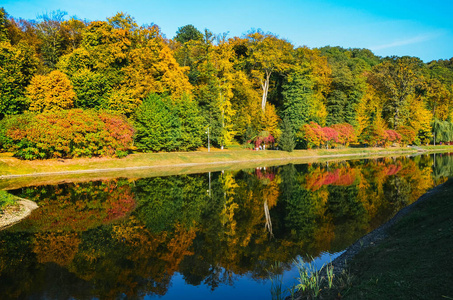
[318,178,453,299]
[1,145,453,190]
[0,190,17,210]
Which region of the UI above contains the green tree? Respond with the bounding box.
[320,47,368,127]
[281,68,315,132]
[133,93,180,152]
[70,68,111,109]
[0,8,9,41]
[36,10,67,70]
[371,56,423,129]
[174,24,203,44]
[246,30,293,111]
[0,41,39,118]
[173,94,204,151]
[278,116,295,152]
[432,119,453,145]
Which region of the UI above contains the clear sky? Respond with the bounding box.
[2,0,452,62]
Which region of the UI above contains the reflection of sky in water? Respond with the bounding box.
[296,251,345,272]
[150,251,344,300]
[158,273,269,300]
[2,153,452,300]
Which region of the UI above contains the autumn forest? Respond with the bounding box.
[1,9,453,159]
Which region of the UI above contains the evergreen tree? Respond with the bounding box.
[133,93,180,152]
[174,24,203,44]
[281,69,314,132]
[278,116,295,152]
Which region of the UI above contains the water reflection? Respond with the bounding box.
[0,154,452,299]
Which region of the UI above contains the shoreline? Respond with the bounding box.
[0,199,38,231]
[288,179,449,299]
[1,146,451,181]
[0,149,420,179]
[329,180,447,275]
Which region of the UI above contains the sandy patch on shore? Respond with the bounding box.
[0,199,38,231]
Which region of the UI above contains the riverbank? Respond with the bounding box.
[0,198,38,231]
[1,145,452,190]
[304,178,453,299]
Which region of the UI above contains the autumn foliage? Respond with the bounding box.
[1,10,453,159]
[0,109,134,159]
[26,70,76,112]
[298,122,357,149]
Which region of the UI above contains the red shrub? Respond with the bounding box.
[1,109,134,159]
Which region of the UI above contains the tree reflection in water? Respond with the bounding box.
[0,154,451,299]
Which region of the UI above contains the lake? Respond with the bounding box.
[0,153,452,299]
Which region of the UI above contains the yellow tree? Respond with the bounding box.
[155,45,193,98]
[230,69,263,138]
[61,17,86,53]
[26,70,76,112]
[263,104,280,138]
[246,30,293,111]
[211,39,237,147]
[423,78,452,120]
[296,47,331,123]
[371,57,421,129]
[122,38,192,101]
[356,82,385,137]
[406,96,433,144]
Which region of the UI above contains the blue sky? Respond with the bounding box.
[3,0,452,62]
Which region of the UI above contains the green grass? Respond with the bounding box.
[0,190,17,210]
[332,179,453,299]
[1,145,453,190]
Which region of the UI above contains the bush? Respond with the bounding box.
[298,122,325,149]
[133,93,204,152]
[0,113,33,151]
[330,123,357,146]
[0,109,134,159]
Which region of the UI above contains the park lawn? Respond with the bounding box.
[1,145,453,178]
[338,178,453,299]
[1,145,453,190]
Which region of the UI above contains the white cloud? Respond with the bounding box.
[370,31,444,51]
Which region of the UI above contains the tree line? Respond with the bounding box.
[1,8,453,158]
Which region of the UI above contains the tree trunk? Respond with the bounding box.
[264,198,273,238]
[261,71,271,112]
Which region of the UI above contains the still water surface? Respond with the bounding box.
[1,153,452,299]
